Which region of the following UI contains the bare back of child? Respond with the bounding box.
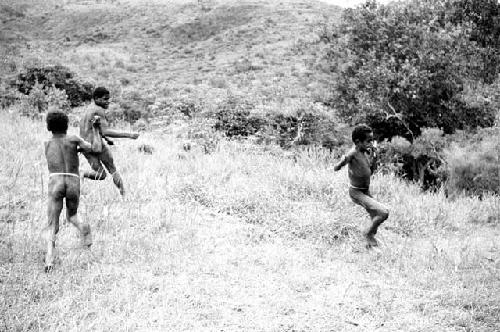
[43,111,101,272]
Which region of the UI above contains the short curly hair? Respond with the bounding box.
[46,111,69,133]
[352,123,373,143]
[93,86,110,100]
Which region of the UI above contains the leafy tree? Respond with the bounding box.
[321,0,499,140]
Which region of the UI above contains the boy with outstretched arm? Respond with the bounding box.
[333,124,389,248]
[79,87,139,196]
[43,110,102,272]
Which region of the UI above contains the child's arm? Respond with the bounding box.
[333,156,348,171]
[96,111,139,139]
[73,134,101,153]
[102,128,139,139]
[333,150,354,171]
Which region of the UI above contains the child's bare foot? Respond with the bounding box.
[119,187,125,196]
[364,233,379,249]
[81,225,92,248]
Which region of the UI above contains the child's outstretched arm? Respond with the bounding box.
[94,110,139,140]
[333,150,354,171]
[102,128,139,139]
[333,156,348,171]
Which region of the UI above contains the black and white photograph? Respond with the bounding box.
[1,0,499,330]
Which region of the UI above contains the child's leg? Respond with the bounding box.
[44,179,64,272]
[100,147,125,196]
[349,188,389,247]
[65,178,92,247]
[82,152,107,180]
[365,196,389,246]
[111,172,125,196]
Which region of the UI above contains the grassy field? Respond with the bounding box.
[1,111,499,331]
[1,0,500,331]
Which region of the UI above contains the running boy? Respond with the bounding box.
[80,87,139,196]
[43,110,102,272]
[333,124,389,248]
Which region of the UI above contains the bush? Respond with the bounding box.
[13,83,71,117]
[213,94,265,138]
[261,107,341,149]
[379,128,448,190]
[18,82,47,117]
[213,95,343,149]
[14,65,93,107]
[46,86,71,112]
[321,0,500,139]
[379,126,500,195]
[445,128,500,197]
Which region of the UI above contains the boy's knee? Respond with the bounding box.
[66,209,78,218]
[378,208,389,221]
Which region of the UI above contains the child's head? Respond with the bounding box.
[352,124,374,151]
[46,111,69,133]
[93,87,110,109]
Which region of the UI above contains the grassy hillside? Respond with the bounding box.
[1,109,499,331]
[1,0,339,115]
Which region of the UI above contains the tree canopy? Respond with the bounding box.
[322,0,500,140]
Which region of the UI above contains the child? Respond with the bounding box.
[79,87,139,196]
[333,124,389,248]
[43,110,101,272]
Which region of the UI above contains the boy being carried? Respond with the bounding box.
[43,110,102,272]
[334,124,389,248]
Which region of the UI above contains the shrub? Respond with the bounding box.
[379,128,448,190]
[445,128,500,197]
[17,83,47,117]
[320,0,500,139]
[14,65,93,107]
[46,86,71,112]
[262,107,341,149]
[213,94,265,138]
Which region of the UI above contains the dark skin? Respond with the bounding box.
[94,95,139,139]
[80,94,139,196]
[333,132,375,188]
[43,127,101,272]
[334,133,386,248]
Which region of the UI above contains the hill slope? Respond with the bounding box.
[1,0,340,113]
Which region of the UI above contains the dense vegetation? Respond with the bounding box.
[321,0,499,138]
[317,0,500,194]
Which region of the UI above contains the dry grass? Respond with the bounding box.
[1,111,499,331]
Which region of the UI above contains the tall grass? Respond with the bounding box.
[1,110,499,331]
